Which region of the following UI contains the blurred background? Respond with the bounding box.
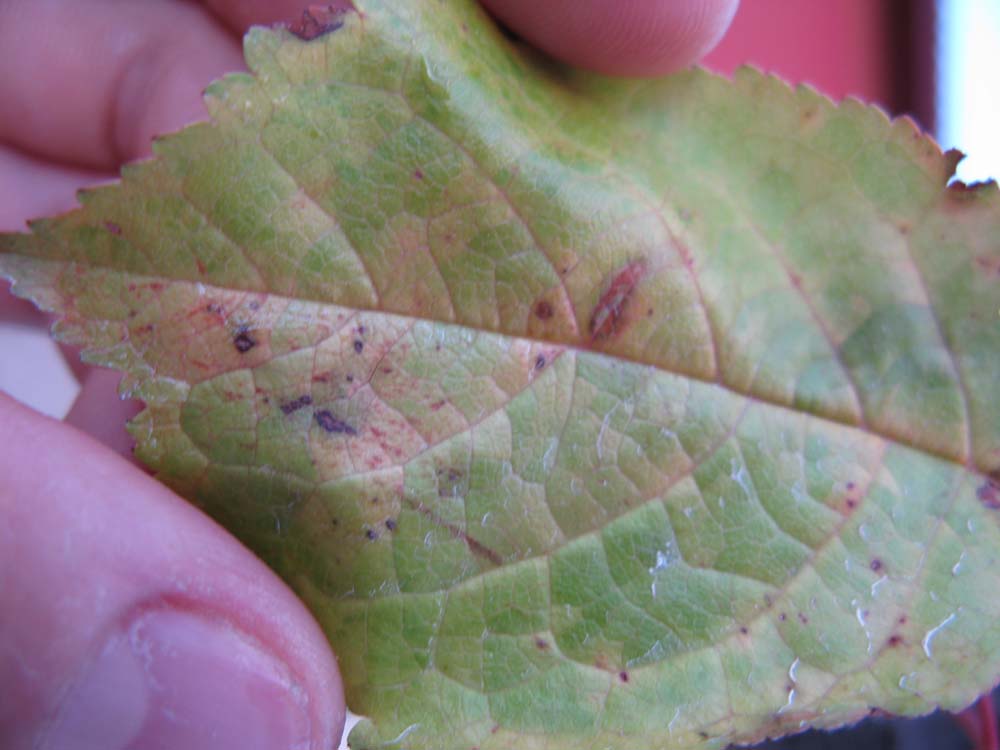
[1,1,998,748]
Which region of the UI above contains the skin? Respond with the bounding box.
[0,1,738,747]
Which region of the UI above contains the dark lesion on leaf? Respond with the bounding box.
[280,394,313,415]
[233,326,257,353]
[315,409,358,435]
[977,477,1000,509]
[104,220,122,235]
[533,300,554,320]
[289,3,355,41]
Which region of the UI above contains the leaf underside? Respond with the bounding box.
[2,2,1000,748]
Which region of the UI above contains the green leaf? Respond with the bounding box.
[3,1,1000,747]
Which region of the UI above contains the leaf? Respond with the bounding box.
[2,1,1000,747]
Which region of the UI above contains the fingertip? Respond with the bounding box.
[480,0,740,76]
[200,0,320,35]
[0,393,346,750]
[63,367,142,459]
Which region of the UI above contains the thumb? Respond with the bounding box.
[0,393,345,750]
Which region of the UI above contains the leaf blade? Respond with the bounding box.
[2,1,999,748]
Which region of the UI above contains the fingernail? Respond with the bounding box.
[43,608,313,750]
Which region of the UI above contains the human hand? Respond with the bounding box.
[0,2,738,748]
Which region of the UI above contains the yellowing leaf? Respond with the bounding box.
[2,2,999,748]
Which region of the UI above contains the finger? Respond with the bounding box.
[200,0,317,35]
[64,368,143,458]
[0,146,113,331]
[0,0,244,171]
[0,392,345,750]
[0,146,111,232]
[1,282,46,328]
[480,0,740,76]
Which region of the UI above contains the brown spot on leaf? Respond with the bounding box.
[233,328,256,353]
[589,260,647,341]
[385,518,397,532]
[534,354,546,371]
[619,671,629,683]
[104,221,122,235]
[353,339,364,353]
[413,169,424,180]
[430,400,446,411]
[289,3,353,41]
[739,626,749,635]
[870,558,883,572]
[280,395,313,415]
[535,637,549,650]
[797,613,809,625]
[888,634,904,647]
[778,612,787,622]
[534,300,554,320]
[315,410,357,435]
[364,528,377,541]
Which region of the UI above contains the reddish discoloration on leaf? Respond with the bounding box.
[289,3,355,41]
[408,498,503,566]
[975,256,1000,277]
[104,221,122,235]
[588,260,646,341]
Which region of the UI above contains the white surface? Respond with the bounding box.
[938,0,1000,183]
[0,324,79,417]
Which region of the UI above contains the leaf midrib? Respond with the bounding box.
[5,251,984,480]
